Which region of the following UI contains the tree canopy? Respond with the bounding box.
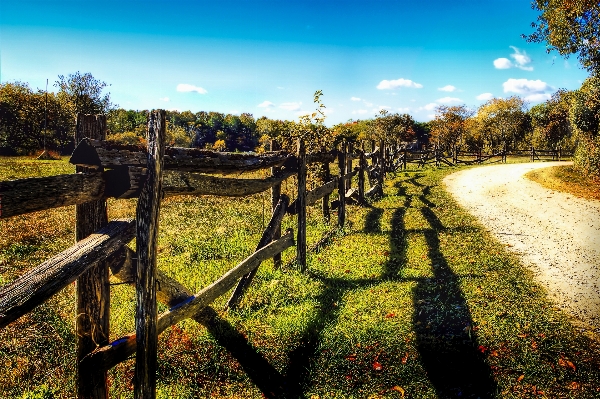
[525,0,600,75]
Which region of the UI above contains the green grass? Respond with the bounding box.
[1,156,600,398]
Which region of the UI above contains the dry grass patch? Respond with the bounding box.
[526,165,600,201]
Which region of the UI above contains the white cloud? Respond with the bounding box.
[493,58,513,69]
[176,83,207,94]
[258,101,275,108]
[438,85,456,92]
[379,105,392,110]
[352,109,369,115]
[350,97,361,101]
[476,92,494,101]
[436,96,462,104]
[503,78,552,95]
[159,97,170,102]
[510,46,533,71]
[363,101,373,107]
[493,47,534,71]
[279,102,302,111]
[398,107,411,113]
[377,78,423,90]
[424,103,438,111]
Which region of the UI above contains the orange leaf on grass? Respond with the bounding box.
[373,361,383,371]
[392,385,405,396]
[401,353,409,364]
[558,357,576,371]
[345,354,357,361]
[385,312,396,318]
[517,374,525,382]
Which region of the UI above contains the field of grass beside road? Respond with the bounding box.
[1,156,599,398]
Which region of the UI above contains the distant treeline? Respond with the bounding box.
[1,72,598,177]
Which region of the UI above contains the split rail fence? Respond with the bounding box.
[0,111,400,398]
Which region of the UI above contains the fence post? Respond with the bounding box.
[75,114,109,399]
[358,143,365,204]
[379,140,385,183]
[338,142,346,228]
[346,142,353,190]
[403,148,408,170]
[135,110,166,399]
[322,158,331,223]
[271,140,282,268]
[296,139,307,272]
[531,146,534,162]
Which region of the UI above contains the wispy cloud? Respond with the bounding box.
[258,101,275,108]
[377,78,423,90]
[424,103,438,111]
[503,78,553,102]
[438,85,456,92]
[352,109,369,115]
[436,97,463,104]
[159,97,170,102]
[493,46,533,71]
[350,97,361,101]
[279,102,302,111]
[176,83,208,94]
[476,92,494,101]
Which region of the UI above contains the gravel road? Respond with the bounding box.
[443,162,600,331]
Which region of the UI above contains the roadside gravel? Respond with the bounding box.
[444,162,600,331]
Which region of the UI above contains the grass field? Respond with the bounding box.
[1,156,599,398]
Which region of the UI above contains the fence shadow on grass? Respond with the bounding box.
[200,307,293,398]
[399,178,497,398]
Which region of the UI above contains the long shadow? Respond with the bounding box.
[200,307,295,398]
[208,175,494,398]
[284,270,355,398]
[364,206,384,234]
[410,179,497,398]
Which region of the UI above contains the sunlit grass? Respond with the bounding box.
[1,156,599,398]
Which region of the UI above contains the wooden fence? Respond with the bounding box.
[0,111,397,398]
[392,146,573,170]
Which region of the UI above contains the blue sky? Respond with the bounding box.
[0,0,590,125]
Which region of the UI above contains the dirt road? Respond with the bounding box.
[444,162,600,331]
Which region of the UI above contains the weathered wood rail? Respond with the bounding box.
[0,111,393,398]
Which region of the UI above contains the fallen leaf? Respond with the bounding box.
[391,386,405,396]
[345,354,357,361]
[531,341,538,350]
[401,353,409,364]
[569,381,580,390]
[517,374,525,382]
[490,350,499,357]
[558,357,576,371]
[477,345,487,354]
[373,361,383,371]
[517,333,528,338]
[385,312,396,318]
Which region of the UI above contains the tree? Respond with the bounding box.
[55,72,114,117]
[529,90,574,150]
[430,105,473,151]
[524,0,600,75]
[569,76,600,176]
[0,82,72,154]
[473,97,529,151]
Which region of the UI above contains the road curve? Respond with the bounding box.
[443,162,600,330]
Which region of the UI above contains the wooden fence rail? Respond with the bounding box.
[1,109,576,397]
[0,111,388,398]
